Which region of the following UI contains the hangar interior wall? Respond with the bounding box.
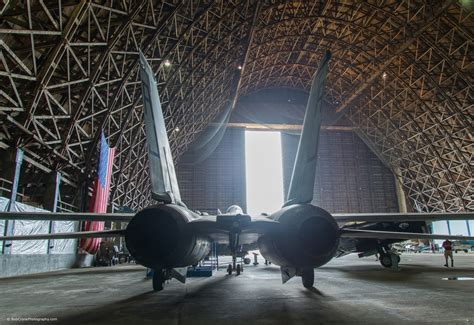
[177,127,399,214]
[0,198,80,277]
[176,129,247,214]
[282,131,399,213]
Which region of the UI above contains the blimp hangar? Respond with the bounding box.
[0,1,473,324]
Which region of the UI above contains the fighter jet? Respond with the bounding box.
[1,51,473,291]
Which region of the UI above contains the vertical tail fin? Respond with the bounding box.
[139,52,182,205]
[285,51,331,206]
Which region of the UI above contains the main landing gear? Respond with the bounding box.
[300,268,314,288]
[378,247,401,270]
[152,268,171,291]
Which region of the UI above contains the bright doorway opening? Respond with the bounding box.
[245,131,284,216]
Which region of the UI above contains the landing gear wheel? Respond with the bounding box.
[236,264,241,275]
[152,270,164,291]
[227,264,232,275]
[301,268,314,288]
[243,257,251,265]
[396,254,401,263]
[380,254,392,268]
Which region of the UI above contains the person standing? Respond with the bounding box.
[442,239,454,267]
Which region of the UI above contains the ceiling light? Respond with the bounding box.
[164,59,171,67]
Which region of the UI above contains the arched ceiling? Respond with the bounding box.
[0,0,472,212]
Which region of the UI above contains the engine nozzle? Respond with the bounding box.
[258,204,340,268]
[125,205,210,269]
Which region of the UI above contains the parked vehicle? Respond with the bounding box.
[452,240,474,253]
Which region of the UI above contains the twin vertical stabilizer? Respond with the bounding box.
[139,52,182,205]
[285,51,331,206]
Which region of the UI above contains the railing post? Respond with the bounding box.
[2,148,24,254]
[43,171,62,254]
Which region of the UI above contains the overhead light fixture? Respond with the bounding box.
[174,127,180,132]
[382,72,387,79]
[237,65,242,70]
[164,59,171,67]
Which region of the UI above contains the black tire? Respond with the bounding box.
[301,268,314,288]
[243,257,251,265]
[152,271,164,292]
[396,254,401,263]
[380,254,392,268]
[236,264,241,275]
[464,250,468,253]
[227,264,232,275]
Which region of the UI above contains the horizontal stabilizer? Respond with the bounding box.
[333,212,474,223]
[341,228,474,241]
[171,267,188,284]
[0,229,125,241]
[0,211,133,222]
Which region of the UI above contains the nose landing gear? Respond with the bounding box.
[227,254,243,275]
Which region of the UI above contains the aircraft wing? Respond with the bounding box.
[0,211,277,244]
[0,211,130,241]
[341,228,474,241]
[333,212,474,223]
[336,212,474,245]
[0,229,125,241]
[0,211,133,222]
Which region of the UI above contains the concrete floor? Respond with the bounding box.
[0,253,473,325]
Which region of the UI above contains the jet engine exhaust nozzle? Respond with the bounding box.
[258,204,340,268]
[125,205,210,269]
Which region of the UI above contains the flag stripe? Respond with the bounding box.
[80,133,115,254]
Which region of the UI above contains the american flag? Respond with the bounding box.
[80,133,116,254]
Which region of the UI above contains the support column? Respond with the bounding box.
[393,166,408,213]
[2,148,24,254]
[43,171,61,254]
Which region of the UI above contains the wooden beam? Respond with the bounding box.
[335,1,454,115]
[221,122,353,131]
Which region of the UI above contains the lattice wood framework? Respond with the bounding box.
[0,0,254,211]
[0,0,472,212]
